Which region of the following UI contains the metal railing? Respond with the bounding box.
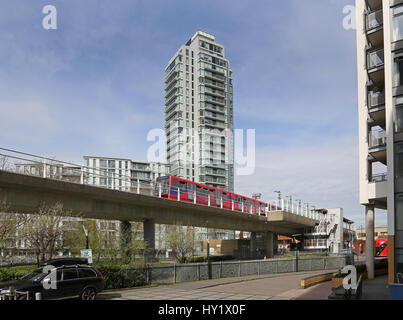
[266,199,321,220]
[370,172,387,182]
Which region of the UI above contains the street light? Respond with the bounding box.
[205,220,211,280]
[273,191,281,200]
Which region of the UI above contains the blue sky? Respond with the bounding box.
[0,0,385,227]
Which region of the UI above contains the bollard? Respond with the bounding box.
[35,292,42,300]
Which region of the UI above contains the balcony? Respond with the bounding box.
[368,129,387,164]
[202,118,226,129]
[366,9,383,47]
[370,172,387,183]
[204,94,226,106]
[200,77,226,89]
[367,0,382,11]
[367,89,385,126]
[367,49,384,85]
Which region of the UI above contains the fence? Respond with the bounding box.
[129,256,346,286]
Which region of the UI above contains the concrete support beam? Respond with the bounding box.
[144,219,155,263]
[365,205,375,280]
[250,232,257,259]
[266,232,274,258]
[120,221,132,264]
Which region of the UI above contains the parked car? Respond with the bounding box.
[0,259,104,300]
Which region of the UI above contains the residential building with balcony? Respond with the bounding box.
[303,208,356,254]
[164,30,234,192]
[83,156,170,193]
[356,0,403,288]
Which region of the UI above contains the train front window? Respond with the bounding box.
[172,179,179,188]
[209,190,215,198]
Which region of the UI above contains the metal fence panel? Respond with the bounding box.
[150,265,175,284]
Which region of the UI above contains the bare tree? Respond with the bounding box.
[165,225,198,263]
[0,155,10,171]
[0,200,27,253]
[20,202,70,264]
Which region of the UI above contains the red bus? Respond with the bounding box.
[154,175,267,215]
[375,238,388,262]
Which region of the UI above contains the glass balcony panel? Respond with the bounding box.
[366,10,383,31]
[368,90,385,109]
[369,130,387,148]
[367,49,384,69]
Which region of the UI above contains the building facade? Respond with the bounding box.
[356,0,403,286]
[303,208,356,254]
[83,156,170,193]
[164,30,234,192]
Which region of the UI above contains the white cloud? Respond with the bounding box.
[235,136,387,228]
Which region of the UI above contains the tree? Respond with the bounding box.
[0,155,10,171]
[165,225,198,263]
[0,199,27,255]
[63,219,145,265]
[20,202,70,264]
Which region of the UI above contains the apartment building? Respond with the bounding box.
[164,30,234,192]
[83,156,170,193]
[356,0,403,288]
[303,208,356,254]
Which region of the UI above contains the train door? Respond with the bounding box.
[179,180,187,201]
[209,189,215,206]
[171,178,179,200]
[216,190,222,207]
[196,185,203,204]
[188,182,195,202]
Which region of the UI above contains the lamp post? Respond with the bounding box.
[205,220,211,279]
[252,193,261,215]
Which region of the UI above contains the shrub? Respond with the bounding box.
[0,265,37,283]
[93,263,148,290]
[186,255,233,263]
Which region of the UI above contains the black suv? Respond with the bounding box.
[0,258,104,300]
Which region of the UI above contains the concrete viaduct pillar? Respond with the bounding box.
[120,221,132,264]
[144,219,155,263]
[365,205,375,280]
[266,232,274,258]
[250,232,257,259]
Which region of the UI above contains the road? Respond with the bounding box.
[97,269,337,300]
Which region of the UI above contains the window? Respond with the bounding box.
[79,268,96,278]
[172,179,179,188]
[63,269,78,280]
[394,57,403,87]
[393,6,403,42]
[197,186,202,194]
[395,143,403,179]
[396,98,403,132]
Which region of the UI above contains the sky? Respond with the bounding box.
[0,0,386,227]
